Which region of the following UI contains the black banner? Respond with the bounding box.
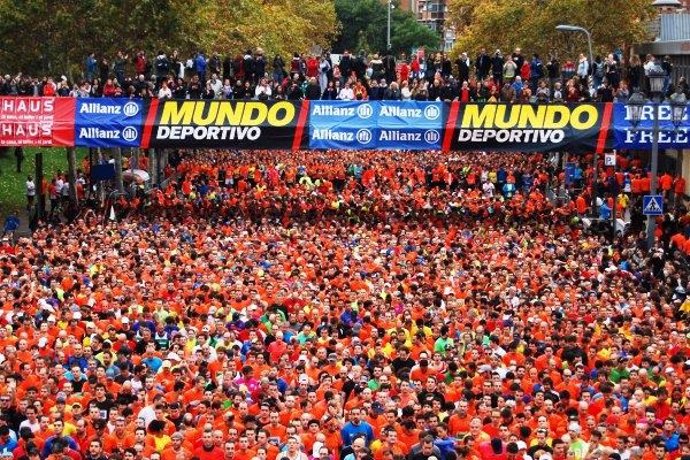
[142,99,309,150]
[443,102,613,153]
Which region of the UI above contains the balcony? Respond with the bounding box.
[418,11,445,20]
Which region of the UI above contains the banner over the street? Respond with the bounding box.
[612,103,689,150]
[75,99,144,148]
[443,102,614,153]
[308,101,445,150]
[0,98,74,146]
[1,98,686,153]
[141,99,309,150]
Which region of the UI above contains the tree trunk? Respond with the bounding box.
[66,147,79,205]
[35,151,44,221]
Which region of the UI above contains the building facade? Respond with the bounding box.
[636,1,690,194]
[416,0,447,32]
[397,0,416,12]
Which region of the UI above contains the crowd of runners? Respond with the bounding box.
[0,147,687,460]
[1,14,690,460]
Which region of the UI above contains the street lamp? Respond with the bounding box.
[627,65,686,249]
[555,24,593,81]
[556,24,596,215]
[670,90,687,122]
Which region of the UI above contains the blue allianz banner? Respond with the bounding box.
[376,101,444,150]
[309,101,374,150]
[75,98,144,148]
[308,101,444,150]
[612,103,690,150]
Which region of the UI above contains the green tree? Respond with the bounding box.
[333,0,439,55]
[0,0,199,76]
[446,0,655,60]
[391,13,440,55]
[196,0,338,60]
[0,0,337,76]
[333,0,387,53]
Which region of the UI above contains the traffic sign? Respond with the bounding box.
[642,195,664,216]
[604,153,616,166]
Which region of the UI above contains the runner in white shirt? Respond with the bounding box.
[277,436,309,460]
[482,180,495,198]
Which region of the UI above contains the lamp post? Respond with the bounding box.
[555,24,594,83]
[387,0,393,51]
[627,66,687,249]
[556,24,597,215]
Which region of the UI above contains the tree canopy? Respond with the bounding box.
[195,0,338,59]
[0,0,337,76]
[446,0,656,60]
[333,0,440,55]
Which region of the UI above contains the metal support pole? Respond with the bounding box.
[35,151,44,221]
[584,27,596,213]
[66,147,79,206]
[88,147,94,199]
[585,30,593,89]
[149,149,158,186]
[612,159,616,242]
[646,102,660,249]
[113,148,125,194]
[592,152,598,216]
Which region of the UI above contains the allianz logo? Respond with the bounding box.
[379,129,440,144]
[312,128,373,144]
[79,126,138,141]
[379,105,440,120]
[312,128,440,145]
[311,104,440,120]
[79,101,140,117]
[311,104,374,119]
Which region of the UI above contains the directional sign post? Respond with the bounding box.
[642,195,664,216]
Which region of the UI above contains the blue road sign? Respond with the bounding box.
[642,195,664,216]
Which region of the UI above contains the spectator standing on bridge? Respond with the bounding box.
[113,50,127,85]
[456,52,470,84]
[134,50,149,79]
[576,53,590,82]
[195,50,208,84]
[492,50,504,86]
[154,51,170,84]
[273,54,286,82]
[530,53,544,91]
[85,53,97,82]
[319,55,331,93]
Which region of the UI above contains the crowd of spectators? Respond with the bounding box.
[0,47,686,103]
[0,147,688,460]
